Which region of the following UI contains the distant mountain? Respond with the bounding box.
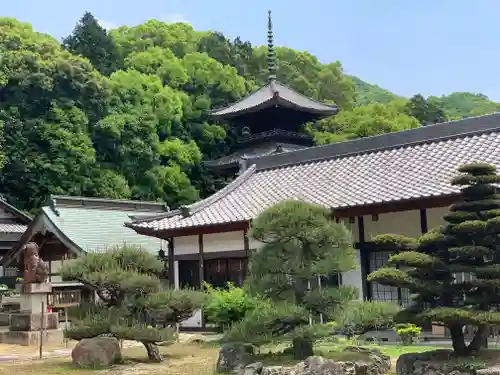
[351,76,500,119]
[349,76,402,106]
[428,92,500,119]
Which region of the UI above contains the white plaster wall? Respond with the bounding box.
[174,231,246,256]
[174,235,199,255]
[339,219,359,244]
[248,237,263,251]
[342,250,363,300]
[203,231,245,253]
[363,210,422,240]
[51,275,62,282]
[51,260,62,274]
[426,206,449,230]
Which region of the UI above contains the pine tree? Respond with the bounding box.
[369,163,500,355]
[61,245,205,362]
[63,12,120,75]
[225,200,357,359]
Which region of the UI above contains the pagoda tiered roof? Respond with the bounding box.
[128,113,500,237]
[210,80,339,120]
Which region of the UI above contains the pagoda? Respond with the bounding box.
[203,10,339,175]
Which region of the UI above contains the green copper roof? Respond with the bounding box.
[43,208,161,254]
[1,196,169,267]
[39,196,167,254]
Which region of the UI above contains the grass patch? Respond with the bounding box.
[0,343,220,375]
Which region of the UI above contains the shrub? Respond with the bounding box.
[204,282,267,331]
[394,323,421,345]
[334,300,401,338]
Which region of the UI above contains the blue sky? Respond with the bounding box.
[4,0,500,100]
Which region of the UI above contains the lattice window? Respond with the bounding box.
[369,251,411,306]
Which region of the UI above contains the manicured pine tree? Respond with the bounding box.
[61,245,205,362]
[225,200,358,360]
[369,163,500,355]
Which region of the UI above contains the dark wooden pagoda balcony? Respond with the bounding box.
[236,129,314,148]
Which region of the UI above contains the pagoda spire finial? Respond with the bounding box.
[267,10,276,82]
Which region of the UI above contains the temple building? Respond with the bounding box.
[1,195,168,318]
[203,11,338,177]
[128,112,500,329]
[0,199,32,285]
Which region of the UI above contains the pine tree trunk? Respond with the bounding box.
[143,341,162,362]
[469,325,488,352]
[449,325,467,355]
[292,337,313,360]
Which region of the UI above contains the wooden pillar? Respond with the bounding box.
[198,234,204,287]
[198,234,205,328]
[420,209,428,234]
[243,228,250,278]
[168,238,175,288]
[357,216,370,300]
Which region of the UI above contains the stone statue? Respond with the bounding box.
[22,242,49,283]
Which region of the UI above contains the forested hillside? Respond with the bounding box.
[0,13,498,211]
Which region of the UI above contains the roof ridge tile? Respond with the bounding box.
[252,113,500,171]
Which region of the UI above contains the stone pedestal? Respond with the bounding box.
[0,282,64,346]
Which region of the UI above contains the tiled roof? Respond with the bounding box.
[0,224,27,233]
[203,142,308,169]
[210,80,339,119]
[42,196,167,253]
[130,113,500,233]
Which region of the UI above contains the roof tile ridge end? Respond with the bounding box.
[181,165,257,217]
[129,209,182,225]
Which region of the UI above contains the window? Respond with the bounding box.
[369,251,410,306]
[204,258,248,288]
[320,273,341,287]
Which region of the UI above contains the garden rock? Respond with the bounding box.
[179,333,208,344]
[397,350,484,375]
[71,336,122,368]
[478,367,500,375]
[216,342,256,374]
[342,346,391,375]
[241,354,388,375]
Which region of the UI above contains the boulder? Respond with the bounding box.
[397,350,480,375]
[179,333,208,344]
[241,353,390,375]
[216,342,256,374]
[71,336,122,369]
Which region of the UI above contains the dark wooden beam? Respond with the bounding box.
[357,216,370,300]
[168,238,175,288]
[243,228,250,259]
[334,195,458,218]
[198,234,204,287]
[420,209,428,234]
[135,222,250,239]
[173,250,247,262]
